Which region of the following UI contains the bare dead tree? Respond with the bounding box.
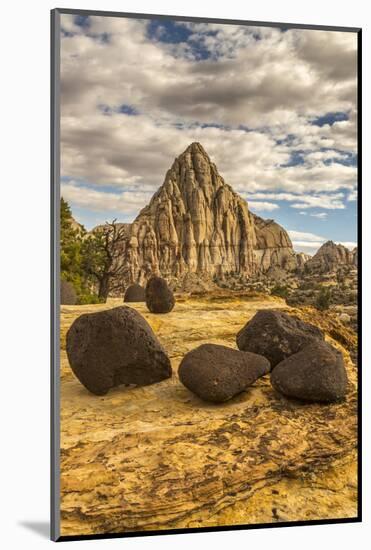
[81,219,130,301]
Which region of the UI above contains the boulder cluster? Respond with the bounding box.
[236,310,348,403]
[66,301,348,404]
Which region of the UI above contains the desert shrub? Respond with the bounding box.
[270,284,289,299]
[315,286,332,311]
[299,280,318,291]
[78,293,103,305]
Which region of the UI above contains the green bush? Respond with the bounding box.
[270,284,289,299]
[78,293,103,305]
[315,286,332,311]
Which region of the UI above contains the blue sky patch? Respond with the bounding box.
[275,133,296,146]
[147,20,192,44]
[119,104,139,116]
[280,150,306,167]
[74,15,90,29]
[311,111,349,127]
[147,19,212,60]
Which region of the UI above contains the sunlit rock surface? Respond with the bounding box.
[59,293,357,536]
[106,143,299,286]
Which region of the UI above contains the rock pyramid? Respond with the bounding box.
[113,143,300,285]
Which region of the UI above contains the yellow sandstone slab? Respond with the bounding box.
[59,294,358,536]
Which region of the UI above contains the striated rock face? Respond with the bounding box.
[115,143,298,286]
[305,241,356,274]
[296,252,311,270]
[252,214,298,273]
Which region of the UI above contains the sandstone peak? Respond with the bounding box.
[184,141,209,156]
[115,142,300,286]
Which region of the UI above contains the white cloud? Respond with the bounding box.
[247,201,279,212]
[59,14,357,231]
[61,180,153,216]
[288,229,325,242]
[310,212,328,219]
[288,229,356,254]
[247,192,347,210]
[347,190,357,201]
[338,241,357,250]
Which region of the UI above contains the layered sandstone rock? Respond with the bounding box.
[305,241,356,274]
[296,252,311,270]
[115,143,299,286]
[251,213,299,273]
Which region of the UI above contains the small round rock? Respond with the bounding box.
[178,343,271,403]
[66,306,172,395]
[124,283,146,302]
[270,340,348,402]
[236,309,324,367]
[145,276,175,313]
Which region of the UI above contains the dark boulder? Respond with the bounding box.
[61,280,77,305]
[145,276,175,314]
[124,283,146,302]
[270,340,348,402]
[236,309,324,367]
[66,306,172,395]
[178,343,270,403]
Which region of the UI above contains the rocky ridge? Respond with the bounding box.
[305,241,357,274]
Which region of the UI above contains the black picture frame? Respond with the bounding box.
[51,7,362,542]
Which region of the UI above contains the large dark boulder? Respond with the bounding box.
[66,306,172,395]
[61,280,77,305]
[178,343,270,403]
[124,283,146,302]
[145,276,175,314]
[270,340,348,402]
[236,309,324,367]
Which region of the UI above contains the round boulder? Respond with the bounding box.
[145,276,175,314]
[178,343,270,403]
[66,306,172,395]
[124,283,146,302]
[236,309,324,367]
[270,340,348,402]
[61,280,77,305]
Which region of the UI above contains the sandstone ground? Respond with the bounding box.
[59,293,358,536]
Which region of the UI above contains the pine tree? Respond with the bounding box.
[60,198,100,303]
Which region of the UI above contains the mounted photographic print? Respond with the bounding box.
[51,8,361,541]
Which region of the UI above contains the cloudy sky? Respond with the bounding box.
[60,14,358,255]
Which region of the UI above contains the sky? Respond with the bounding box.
[60,14,358,255]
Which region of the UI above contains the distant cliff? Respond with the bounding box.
[305,241,357,274]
